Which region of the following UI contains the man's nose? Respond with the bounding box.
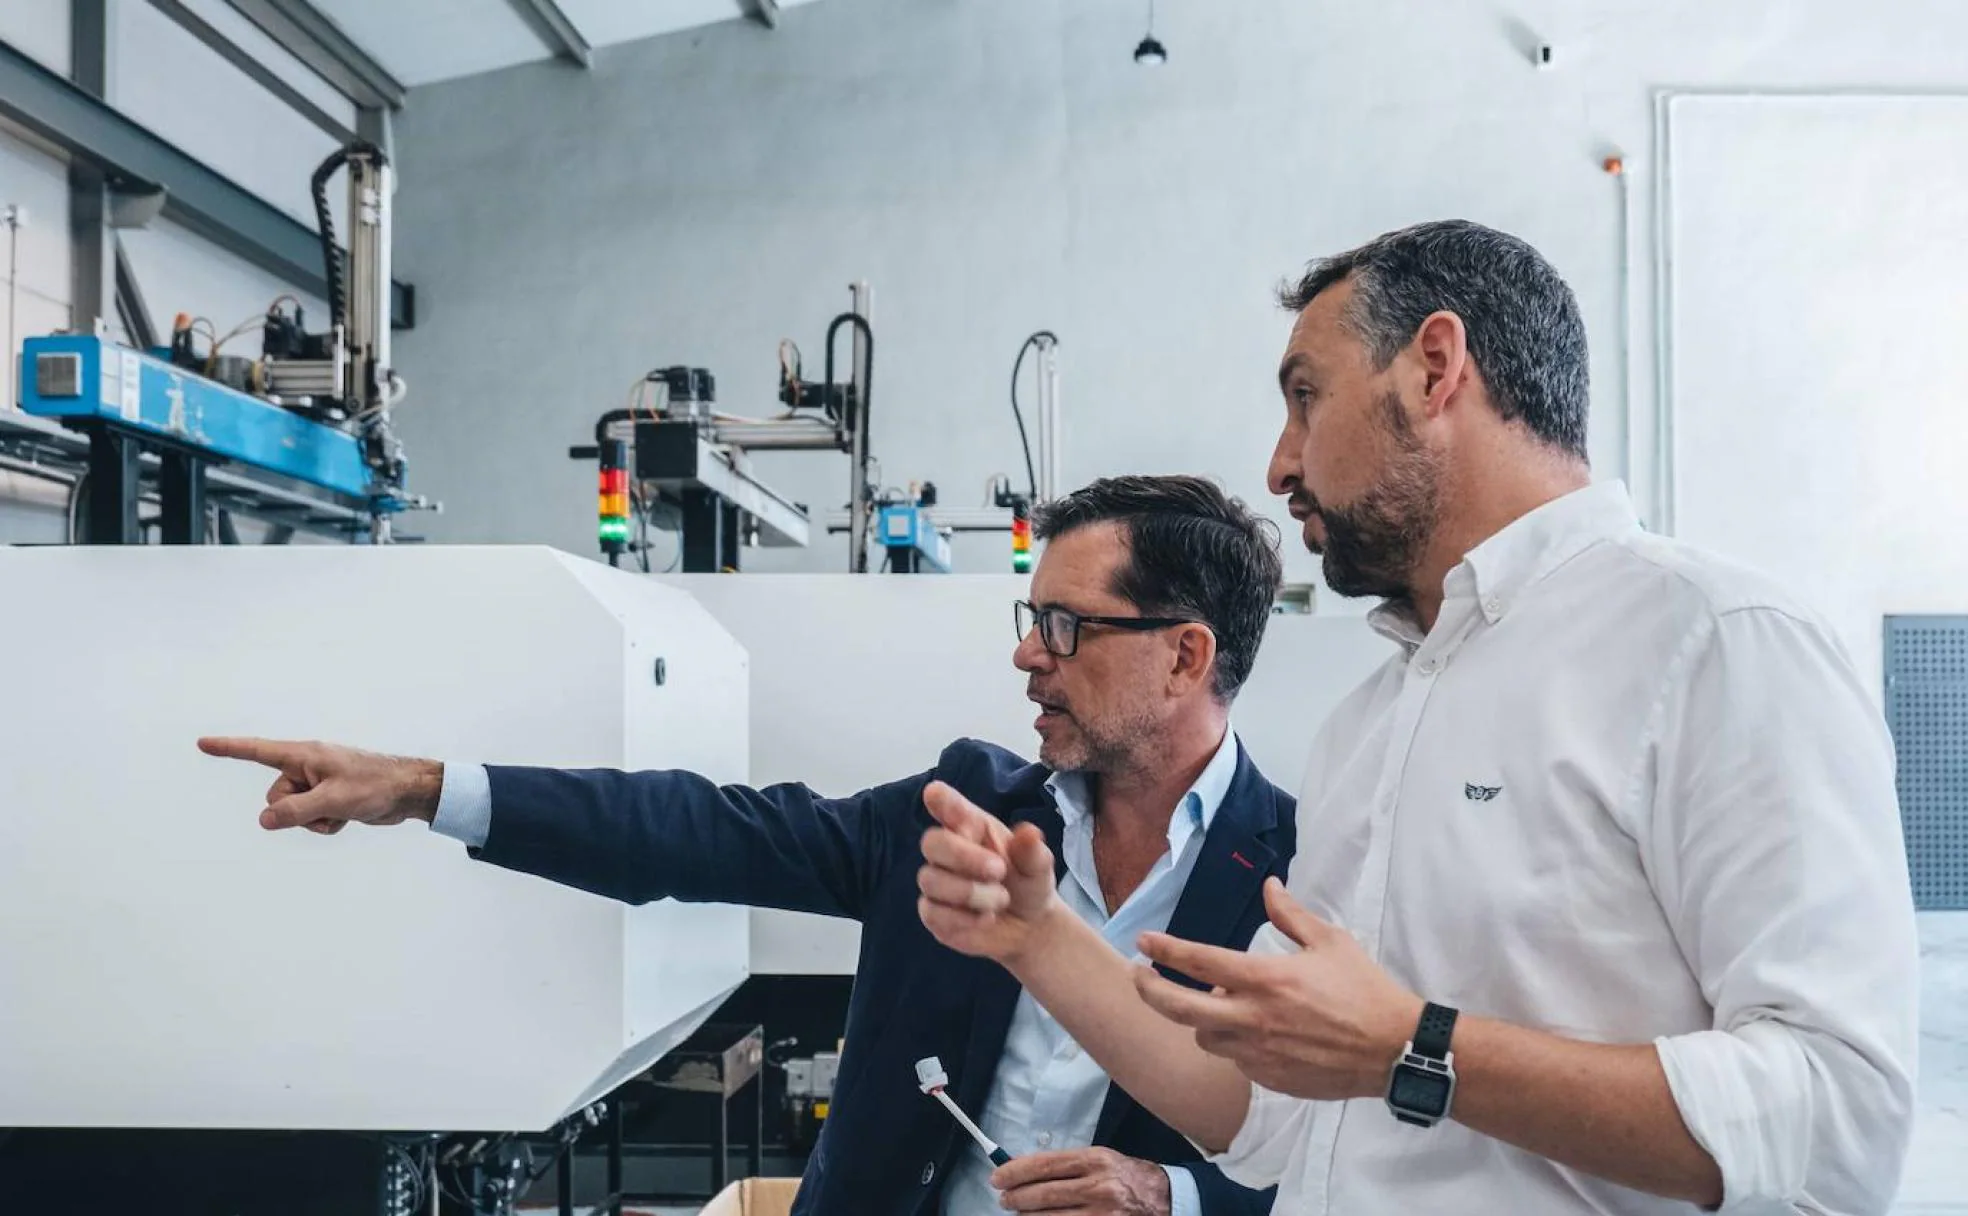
[1267,439,1299,498]
[1013,628,1052,673]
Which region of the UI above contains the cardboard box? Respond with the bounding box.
[699,1177,801,1216]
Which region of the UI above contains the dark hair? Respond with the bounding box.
[1033,475,1282,701]
[1278,220,1590,460]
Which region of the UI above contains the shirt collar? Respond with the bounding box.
[1046,726,1240,849]
[1368,480,1641,649]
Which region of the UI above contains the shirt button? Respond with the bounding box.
[1483,596,1503,615]
[1036,1132,1054,1148]
[1060,1042,1080,1061]
[1417,657,1440,675]
[921,1162,936,1185]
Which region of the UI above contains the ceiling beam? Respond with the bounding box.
[0,37,415,328]
[220,0,405,111]
[146,0,357,144]
[503,0,593,68]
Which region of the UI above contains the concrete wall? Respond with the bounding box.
[1669,94,1968,697]
[389,0,1968,600]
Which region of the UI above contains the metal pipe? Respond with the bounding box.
[4,204,18,411]
[709,418,845,450]
[350,148,392,383]
[1651,90,1676,536]
[1611,159,1633,494]
[1034,335,1060,501]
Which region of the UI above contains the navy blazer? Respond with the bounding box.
[475,738,1295,1216]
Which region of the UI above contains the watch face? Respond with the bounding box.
[1390,1065,1453,1113]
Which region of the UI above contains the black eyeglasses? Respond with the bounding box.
[1014,600,1201,659]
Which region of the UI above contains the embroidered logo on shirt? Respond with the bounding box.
[1464,783,1502,802]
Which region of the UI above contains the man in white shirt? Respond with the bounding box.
[915,220,1919,1214]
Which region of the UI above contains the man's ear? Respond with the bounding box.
[1413,310,1471,420]
[1170,623,1219,697]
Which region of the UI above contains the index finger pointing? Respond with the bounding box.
[920,827,1007,884]
[198,736,300,769]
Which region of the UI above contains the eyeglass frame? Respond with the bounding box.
[1014,599,1204,659]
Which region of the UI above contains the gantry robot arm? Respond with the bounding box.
[260,143,413,523]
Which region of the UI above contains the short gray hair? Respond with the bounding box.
[1279,220,1590,460]
[1033,475,1282,701]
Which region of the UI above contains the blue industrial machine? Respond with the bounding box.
[22,333,366,487]
[11,142,429,544]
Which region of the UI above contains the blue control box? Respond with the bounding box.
[877,503,953,573]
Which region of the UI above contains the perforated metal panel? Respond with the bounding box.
[1885,615,1968,909]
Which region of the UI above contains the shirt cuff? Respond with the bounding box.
[1653,1024,1812,1210]
[1163,1164,1202,1216]
[429,762,493,849]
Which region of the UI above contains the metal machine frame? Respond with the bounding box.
[11,142,429,545]
[579,306,1066,575]
[575,284,875,574]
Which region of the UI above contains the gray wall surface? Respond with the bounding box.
[382,0,1968,589]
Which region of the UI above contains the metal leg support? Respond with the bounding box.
[607,1101,624,1216]
[719,502,742,571]
[713,1091,729,1194]
[751,1074,764,1179]
[159,449,207,544]
[675,493,750,572]
[83,425,140,545]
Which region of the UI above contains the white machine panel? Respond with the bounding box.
[665,574,1393,975]
[0,546,750,1131]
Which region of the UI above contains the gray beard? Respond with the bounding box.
[1308,392,1443,600]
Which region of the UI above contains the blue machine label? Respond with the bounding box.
[120,350,141,422]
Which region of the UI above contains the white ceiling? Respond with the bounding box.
[309,0,822,89]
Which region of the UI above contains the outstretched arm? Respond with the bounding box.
[198,736,915,918]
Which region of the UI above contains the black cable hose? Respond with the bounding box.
[309,149,350,332]
[824,312,875,572]
[1010,330,1057,500]
[824,312,875,453]
[308,141,388,334]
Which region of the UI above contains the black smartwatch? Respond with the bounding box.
[1384,1001,1458,1128]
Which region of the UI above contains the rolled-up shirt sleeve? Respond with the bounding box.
[1643,607,1919,1212]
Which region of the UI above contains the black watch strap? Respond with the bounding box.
[1413,1001,1459,1059]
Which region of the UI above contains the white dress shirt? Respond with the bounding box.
[1215,481,1918,1214]
[940,727,1242,1216]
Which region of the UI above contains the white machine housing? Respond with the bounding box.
[0,546,751,1131]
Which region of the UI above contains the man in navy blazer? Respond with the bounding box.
[201,475,1294,1216]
